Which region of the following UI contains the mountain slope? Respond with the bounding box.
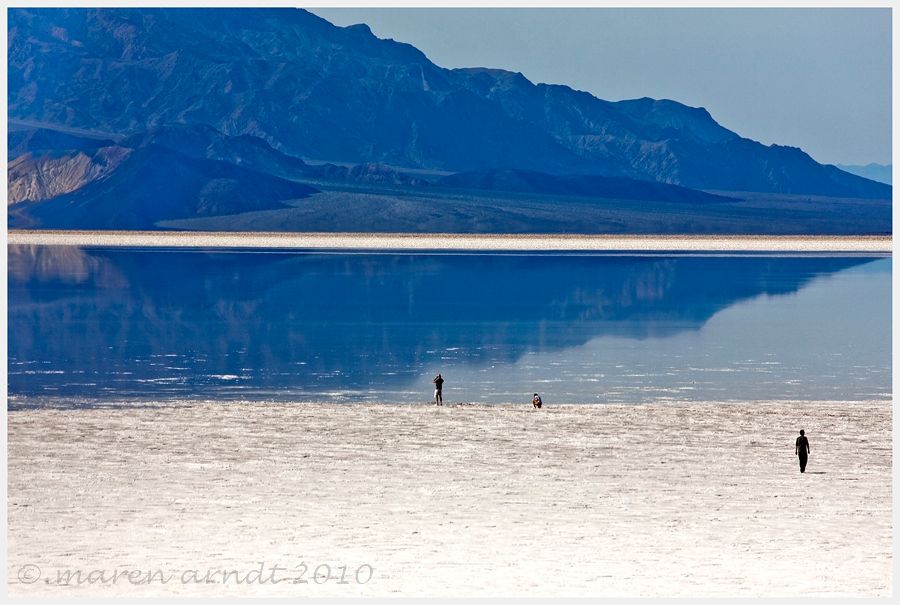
[9,145,317,229]
[8,7,890,199]
[120,123,311,179]
[8,147,131,205]
[438,168,735,203]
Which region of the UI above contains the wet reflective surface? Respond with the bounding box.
[7,246,890,406]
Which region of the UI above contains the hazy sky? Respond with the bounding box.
[311,8,891,166]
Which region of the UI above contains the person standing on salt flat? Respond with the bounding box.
[796,429,811,473]
[433,373,444,406]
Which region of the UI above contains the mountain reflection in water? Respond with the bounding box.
[7,246,889,405]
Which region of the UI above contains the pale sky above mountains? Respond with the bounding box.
[312,8,891,167]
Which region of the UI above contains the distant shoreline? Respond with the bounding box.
[6,230,893,252]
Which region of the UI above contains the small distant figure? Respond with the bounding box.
[532,393,543,409]
[433,373,444,406]
[795,429,810,473]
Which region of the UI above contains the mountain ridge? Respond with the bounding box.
[9,143,317,229]
[835,163,892,185]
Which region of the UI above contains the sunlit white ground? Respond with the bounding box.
[7,230,891,252]
[7,401,891,596]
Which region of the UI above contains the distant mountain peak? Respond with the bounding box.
[835,162,892,185]
[344,22,372,34]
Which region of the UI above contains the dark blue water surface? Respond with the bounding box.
[7,246,891,407]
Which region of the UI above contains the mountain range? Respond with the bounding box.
[8,126,317,228]
[7,7,892,231]
[836,163,892,185]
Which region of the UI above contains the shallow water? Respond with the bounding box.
[7,247,891,406]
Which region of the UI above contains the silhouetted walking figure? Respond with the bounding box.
[433,373,444,406]
[795,429,810,473]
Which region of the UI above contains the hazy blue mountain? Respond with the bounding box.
[121,124,312,179]
[835,163,892,185]
[9,144,317,229]
[8,128,117,158]
[438,168,736,203]
[8,7,890,201]
[307,162,433,187]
